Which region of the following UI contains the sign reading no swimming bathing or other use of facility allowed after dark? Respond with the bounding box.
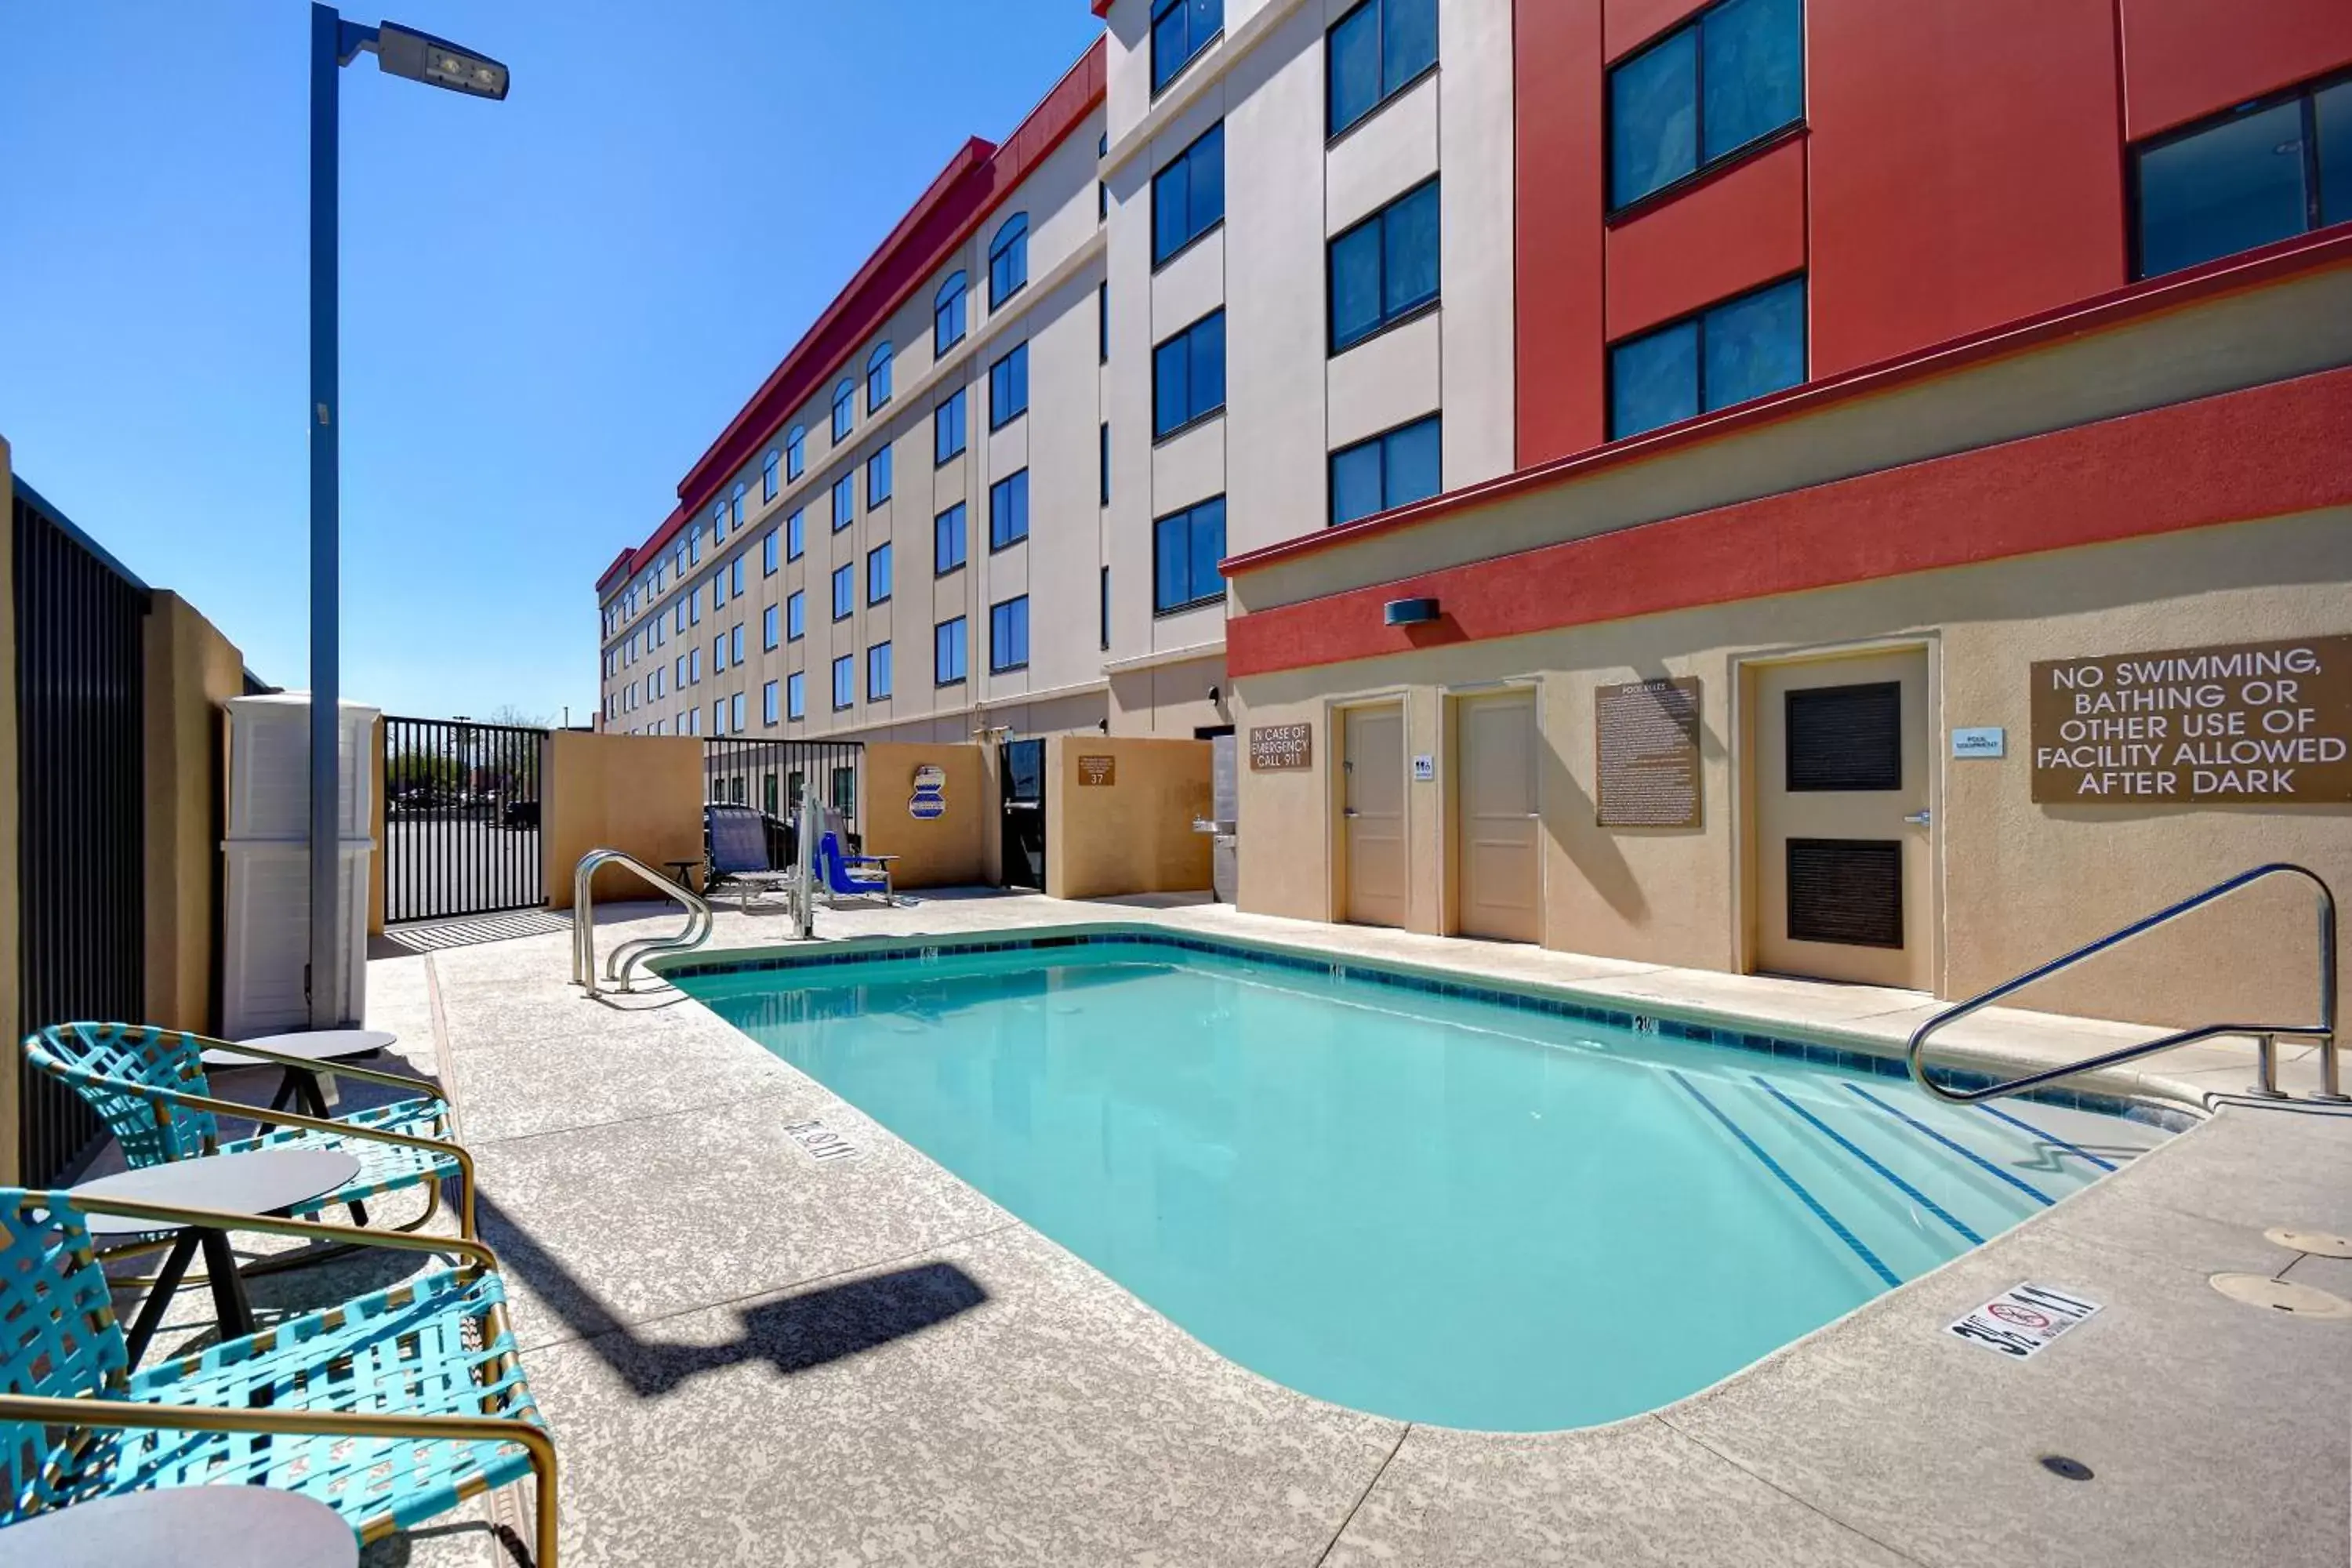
[1595,677,1702,828]
[2029,635,2352,803]
[1249,723,1312,771]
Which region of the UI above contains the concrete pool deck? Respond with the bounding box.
[201,891,2350,1564]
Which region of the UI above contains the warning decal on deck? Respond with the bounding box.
[1947,1282,2101,1359]
[783,1118,864,1164]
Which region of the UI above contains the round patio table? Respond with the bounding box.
[72,1148,360,1367]
[0,1486,358,1568]
[202,1029,399,1120]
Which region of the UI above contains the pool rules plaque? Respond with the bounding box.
[1596,677,1701,828]
[2030,635,2352,804]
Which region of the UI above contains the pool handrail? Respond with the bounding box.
[571,848,713,996]
[1907,862,2341,1105]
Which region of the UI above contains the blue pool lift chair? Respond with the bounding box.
[815,808,894,908]
[0,1187,557,1561]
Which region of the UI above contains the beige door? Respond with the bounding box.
[1342,706,1408,928]
[1455,691,1542,942]
[1753,649,1934,988]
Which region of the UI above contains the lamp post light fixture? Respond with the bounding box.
[308,5,507,1025]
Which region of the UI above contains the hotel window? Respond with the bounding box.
[713,700,728,736]
[1329,178,1439,353]
[989,469,1030,550]
[712,633,726,673]
[832,655,855,710]
[1328,0,1437,137]
[1608,275,1805,439]
[866,341,893,412]
[990,595,1030,672]
[763,680,779,726]
[763,604,779,650]
[2133,74,2352,278]
[1152,309,1226,439]
[763,529,779,575]
[1152,122,1225,266]
[788,671,806,720]
[868,641,893,701]
[1153,496,1227,613]
[674,652,687,687]
[1330,414,1441,526]
[712,501,726,546]
[730,557,743,596]
[1098,282,1109,364]
[935,388,967,465]
[787,508,804,561]
[730,623,743,664]
[935,270,968,354]
[731,691,746,731]
[787,590,804,640]
[1100,422,1111,505]
[786,423,806,480]
[762,448,779,502]
[831,474,855,531]
[1609,0,1803,212]
[712,575,725,611]
[831,378,855,441]
[868,542,892,605]
[689,594,702,626]
[832,564,854,620]
[935,503,968,574]
[989,343,1029,428]
[730,483,745,532]
[988,212,1029,308]
[690,646,702,682]
[1152,0,1221,94]
[1100,566,1111,651]
[935,615,968,684]
[867,445,893,507]
[689,524,703,565]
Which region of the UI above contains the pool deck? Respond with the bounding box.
[214,891,2349,1564]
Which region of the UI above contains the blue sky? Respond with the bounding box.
[0,0,1101,724]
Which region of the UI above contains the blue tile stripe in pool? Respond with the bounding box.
[1751,1076,1984,1246]
[659,931,2197,1131]
[1976,1100,2122,1171]
[1843,1082,2056,1206]
[1668,1070,1903,1288]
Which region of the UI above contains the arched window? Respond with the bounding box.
[831,378,855,441]
[786,423,807,480]
[762,448,779,501]
[730,481,746,531]
[988,212,1029,309]
[711,499,727,543]
[866,341,894,413]
[934,270,967,355]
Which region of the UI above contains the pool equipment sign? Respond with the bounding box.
[1950,726,2005,758]
[909,764,947,820]
[1947,1281,2101,1359]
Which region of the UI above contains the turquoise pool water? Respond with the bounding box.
[679,939,2169,1431]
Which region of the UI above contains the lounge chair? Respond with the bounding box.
[705,801,800,912]
[25,1023,477,1240]
[0,1188,556,1561]
[815,810,893,907]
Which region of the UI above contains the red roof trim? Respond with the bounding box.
[601,39,1107,593]
[1091,0,1113,15]
[1221,222,2352,580]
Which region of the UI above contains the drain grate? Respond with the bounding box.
[2209,1273,2352,1320]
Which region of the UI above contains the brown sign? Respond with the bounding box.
[1595,677,1702,828]
[1076,753,1116,787]
[1248,723,1312,771]
[2030,635,2352,803]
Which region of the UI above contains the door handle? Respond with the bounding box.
[1343,808,1360,818]
[1903,809,1933,826]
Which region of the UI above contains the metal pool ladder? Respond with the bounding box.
[571,848,713,997]
[1907,862,2342,1105]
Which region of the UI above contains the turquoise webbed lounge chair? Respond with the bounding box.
[0,1189,555,1559]
[24,1023,477,1239]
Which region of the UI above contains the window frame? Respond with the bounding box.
[762,603,779,651]
[989,594,1031,673]
[1326,0,1440,143]
[1604,272,1808,441]
[1603,0,1808,219]
[787,670,805,720]
[867,541,893,606]
[867,641,893,702]
[935,270,968,354]
[866,341,894,414]
[989,469,1031,552]
[786,508,804,561]
[830,474,855,532]
[1151,120,1226,270]
[786,590,805,641]
[763,679,779,727]
[866,444,893,508]
[786,423,807,480]
[935,387,967,466]
[988,343,1029,430]
[988,212,1029,309]
[830,564,854,622]
[761,449,779,502]
[1152,308,1227,442]
[2127,69,2351,281]
[1327,412,1444,528]
[935,615,969,687]
[832,655,855,712]
[935,503,968,576]
[1152,495,1228,616]
[1151,0,1222,97]
[1326,176,1443,354]
[830,379,855,442]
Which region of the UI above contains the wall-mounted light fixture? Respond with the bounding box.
[1384,597,1441,626]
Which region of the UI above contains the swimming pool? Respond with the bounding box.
[675,934,2175,1432]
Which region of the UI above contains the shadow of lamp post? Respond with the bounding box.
[309,6,508,1025]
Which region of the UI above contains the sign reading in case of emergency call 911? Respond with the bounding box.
[2029,635,2352,803]
[1947,1281,2101,1359]
[1249,723,1312,771]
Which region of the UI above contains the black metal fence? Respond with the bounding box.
[702,738,862,829]
[382,715,549,922]
[13,480,149,1185]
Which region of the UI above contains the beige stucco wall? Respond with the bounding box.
[0,434,17,1182]
[541,731,705,909]
[1044,734,1213,899]
[1237,508,2352,1033]
[858,741,989,887]
[140,591,244,1033]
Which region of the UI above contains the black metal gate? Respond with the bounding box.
[703,738,862,829]
[382,716,548,922]
[1000,739,1046,890]
[13,480,148,1184]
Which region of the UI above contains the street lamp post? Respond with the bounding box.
[307,6,506,1025]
